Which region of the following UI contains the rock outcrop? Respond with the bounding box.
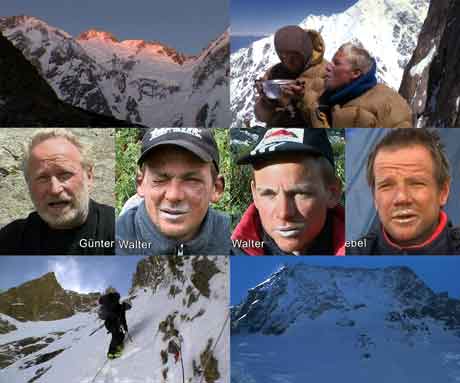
[399,0,451,120]
[399,0,460,127]
[0,272,100,321]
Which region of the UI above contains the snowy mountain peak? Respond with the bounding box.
[0,15,71,39]
[1,16,229,127]
[232,265,459,336]
[77,29,118,42]
[232,264,460,382]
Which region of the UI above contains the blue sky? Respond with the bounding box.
[231,0,357,36]
[2,0,229,55]
[231,257,460,305]
[0,256,144,296]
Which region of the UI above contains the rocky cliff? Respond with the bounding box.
[399,0,460,127]
[0,272,100,322]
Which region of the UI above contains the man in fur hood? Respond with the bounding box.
[254,25,328,127]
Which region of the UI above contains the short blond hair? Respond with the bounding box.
[338,42,373,74]
[23,128,93,182]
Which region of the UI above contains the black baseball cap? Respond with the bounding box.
[138,128,219,171]
[237,128,334,167]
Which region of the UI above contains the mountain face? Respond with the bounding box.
[400,0,460,127]
[232,264,460,383]
[0,256,229,383]
[230,0,428,127]
[0,30,132,126]
[0,273,100,322]
[0,16,230,128]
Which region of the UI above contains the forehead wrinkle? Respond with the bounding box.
[31,155,82,175]
[374,162,433,177]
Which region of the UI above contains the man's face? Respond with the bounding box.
[137,145,224,241]
[251,156,340,254]
[373,145,450,247]
[28,137,93,229]
[325,50,361,91]
[278,50,307,74]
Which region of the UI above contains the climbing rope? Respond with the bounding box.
[198,311,230,383]
[179,335,185,383]
[89,323,105,336]
[90,358,109,383]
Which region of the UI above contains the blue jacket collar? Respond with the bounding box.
[323,59,377,106]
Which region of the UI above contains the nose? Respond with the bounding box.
[326,62,333,73]
[164,178,184,203]
[393,184,412,205]
[48,176,64,195]
[275,192,296,221]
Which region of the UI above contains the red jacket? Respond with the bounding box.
[231,203,345,256]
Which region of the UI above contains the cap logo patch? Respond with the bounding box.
[149,128,202,141]
[250,128,304,156]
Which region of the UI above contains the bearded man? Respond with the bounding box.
[0,128,115,255]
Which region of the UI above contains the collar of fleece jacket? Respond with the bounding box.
[231,203,345,256]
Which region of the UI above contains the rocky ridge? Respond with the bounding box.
[0,28,135,126]
[0,16,230,127]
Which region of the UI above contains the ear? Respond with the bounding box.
[210,175,225,203]
[250,179,259,209]
[351,68,362,81]
[439,179,450,207]
[85,165,94,190]
[326,178,342,209]
[136,168,146,197]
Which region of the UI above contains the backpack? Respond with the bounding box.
[98,292,121,321]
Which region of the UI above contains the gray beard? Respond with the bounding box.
[32,183,90,230]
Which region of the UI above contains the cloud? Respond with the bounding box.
[47,257,106,294]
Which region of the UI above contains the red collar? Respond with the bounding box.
[232,203,345,256]
[382,210,448,250]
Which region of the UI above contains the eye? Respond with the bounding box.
[297,191,314,198]
[152,178,167,184]
[58,172,74,181]
[36,175,49,183]
[185,177,202,183]
[376,181,393,191]
[259,190,276,199]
